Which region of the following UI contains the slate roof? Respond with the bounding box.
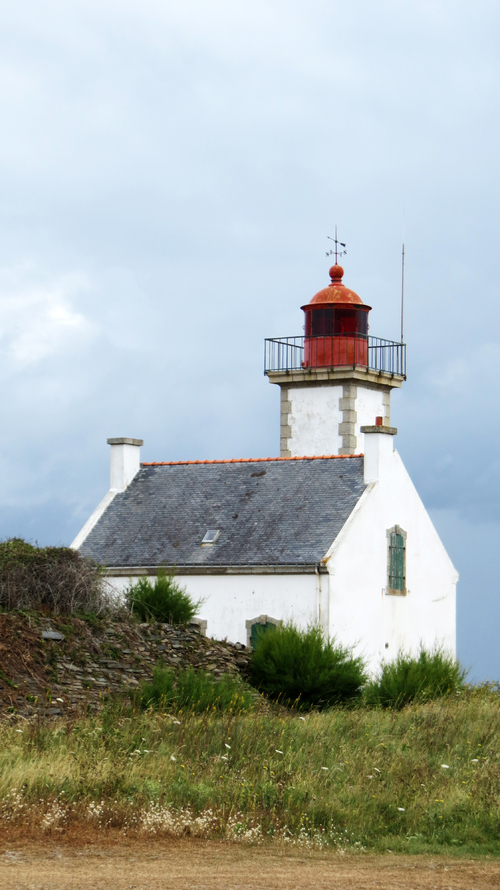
[79,456,366,569]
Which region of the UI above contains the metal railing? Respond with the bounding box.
[264,334,406,378]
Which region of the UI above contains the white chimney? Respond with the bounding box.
[107,437,144,492]
[360,417,397,484]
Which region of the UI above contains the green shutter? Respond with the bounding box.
[250,622,275,649]
[389,531,405,590]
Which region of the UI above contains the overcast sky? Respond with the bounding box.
[0,0,499,679]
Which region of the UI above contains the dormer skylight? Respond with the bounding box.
[201,529,220,546]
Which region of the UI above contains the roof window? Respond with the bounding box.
[201,529,220,546]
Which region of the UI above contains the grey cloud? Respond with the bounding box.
[0,0,499,677]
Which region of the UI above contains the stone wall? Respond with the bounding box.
[0,611,251,719]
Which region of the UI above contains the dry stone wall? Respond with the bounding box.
[0,611,251,719]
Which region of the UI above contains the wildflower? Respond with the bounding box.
[471,759,479,763]
[170,755,176,762]
[441,764,449,769]
[397,807,405,812]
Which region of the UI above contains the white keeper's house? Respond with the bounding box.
[72,262,458,670]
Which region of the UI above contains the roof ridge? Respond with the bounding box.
[141,454,363,467]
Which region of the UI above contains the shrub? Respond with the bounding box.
[363,646,467,709]
[125,570,200,624]
[0,537,109,614]
[139,665,255,713]
[249,622,367,709]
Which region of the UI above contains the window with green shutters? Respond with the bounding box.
[387,525,407,594]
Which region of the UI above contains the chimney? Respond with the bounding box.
[107,437,144,492]
[360,417,397,484]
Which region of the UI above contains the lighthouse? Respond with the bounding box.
[264,264,406,456]
[75,253,457,666]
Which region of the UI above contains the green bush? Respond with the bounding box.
[249,622,367,710]
[0,537,108,614]
[125,570,200,624]
[139,665,255,713]
[363,647,467,709]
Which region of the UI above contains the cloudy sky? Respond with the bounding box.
[0,0,499,678]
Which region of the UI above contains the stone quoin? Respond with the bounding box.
[72,263,457,672]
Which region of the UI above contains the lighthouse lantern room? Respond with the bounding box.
[265,264,406,457]
[302,264,371,369]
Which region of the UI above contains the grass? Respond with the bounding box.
[138,665,256,713]
[1,686,500,853]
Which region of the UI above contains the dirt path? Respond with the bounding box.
[0,838,499,890]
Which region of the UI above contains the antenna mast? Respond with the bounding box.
[400,243,405,344]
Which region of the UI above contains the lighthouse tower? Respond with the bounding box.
[264,264,406,456]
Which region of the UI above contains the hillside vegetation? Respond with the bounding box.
[0,538,498,854]
[1,689,499,854]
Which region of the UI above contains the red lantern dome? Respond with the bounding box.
[301,265,371,368]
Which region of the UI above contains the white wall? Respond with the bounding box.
[287,384,390,456]
[287,385,343,455]
[325,447,458,673]
[106,572,320,645]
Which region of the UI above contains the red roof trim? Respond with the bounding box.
[142,454,363,467]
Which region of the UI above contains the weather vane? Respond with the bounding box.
[326,226,347,263]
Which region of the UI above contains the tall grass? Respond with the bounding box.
[1,687,499,852]
[138,666,255,713]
